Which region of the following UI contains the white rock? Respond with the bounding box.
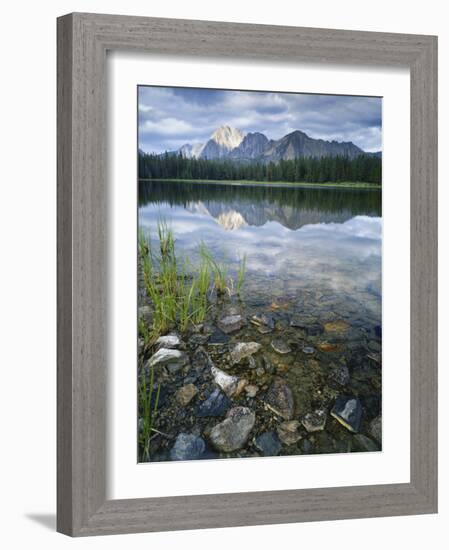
[211,366,239,397]
[156,334,181,349]
[147,348,188,372]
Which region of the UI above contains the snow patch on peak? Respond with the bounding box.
[211,125,245,150]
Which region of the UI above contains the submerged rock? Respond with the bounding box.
[146,348,189,373]
[156,334,181,349]
[289,315,315,328]
[208,328,230,345]
[265,378,295,420]
[317,341,343,353]
[211,365,239,397]
[369,415,382,443]
[250,313,275,333]
[196,388,231,417]
[170,433,206,461]
[175,383,198,406]
[209,407,256,452]
[255,431,282,456]
[324,319,350,333]
[331,396,363,433]
[301,409,327,432]
[271,339,292,354]
[218,314,244,334]
[277,420,302,445]
[305,324,324,337]
[230,342,262,364]
[302,346,315,355]
[328,363,350,386]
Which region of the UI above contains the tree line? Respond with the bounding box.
[138,152,381,184]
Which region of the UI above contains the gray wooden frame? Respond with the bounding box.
[57,12,438,537]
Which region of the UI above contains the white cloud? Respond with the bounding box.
[140,117,194,135]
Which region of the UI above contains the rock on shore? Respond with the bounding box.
[265,378,295,420]
[146,348,189,373]
[209,407,256,452]
[170,433,206,461]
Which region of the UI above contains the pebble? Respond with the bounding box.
[277,420,302,445]
[250,313,275,332]
[301,409,327,432]
[302,346,315,355]
[175,383,198,406]
[271,339,292,354]
[244,384,259,398]
[230,342,262,364]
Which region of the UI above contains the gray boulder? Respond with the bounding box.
[209,407,256,452]
[170,433,206,461]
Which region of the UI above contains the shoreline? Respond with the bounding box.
[139,178,381,190]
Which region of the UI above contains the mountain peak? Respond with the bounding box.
[211,125,245,150]
[284,129,308,139]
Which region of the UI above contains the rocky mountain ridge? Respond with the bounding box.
[175,125,374,163]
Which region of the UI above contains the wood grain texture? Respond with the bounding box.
[57,12,438,536]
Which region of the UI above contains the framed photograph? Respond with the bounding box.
[57,13,437,536]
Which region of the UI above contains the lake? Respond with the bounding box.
[138,180,382,460]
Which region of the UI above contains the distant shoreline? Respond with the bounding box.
[139,178,382,190]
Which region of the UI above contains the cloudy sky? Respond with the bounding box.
[138,86,382,154]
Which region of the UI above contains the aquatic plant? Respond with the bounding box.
[138,365,161,462]
[236,253,247,294]
[199,242,229,295]
[138,223,219,340]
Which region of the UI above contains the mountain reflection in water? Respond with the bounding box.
[138,180,382,312]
